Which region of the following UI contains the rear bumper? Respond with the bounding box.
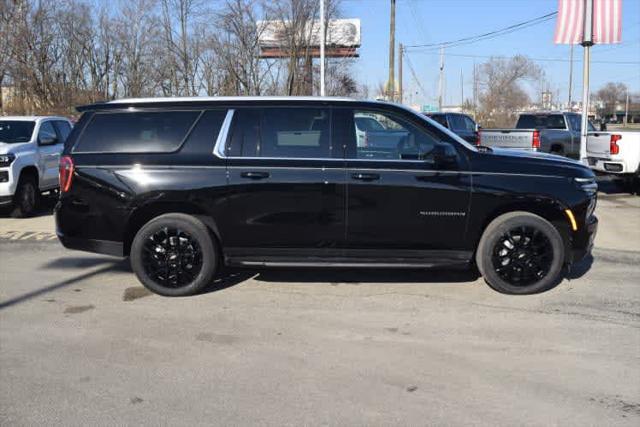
[571,215,598,263]
[55,201,124,257]
[587,157,632,175]
[57,233,124,257]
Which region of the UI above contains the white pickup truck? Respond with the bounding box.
[586,130,640,193]
[0,116,73,217]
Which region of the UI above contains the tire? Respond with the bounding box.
[130,213,218,296]
[550,146,564,156]
[10,175,39,218]
[476,211,565,295]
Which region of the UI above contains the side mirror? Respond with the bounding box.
[39,134,58,146]
[432,143,458,168]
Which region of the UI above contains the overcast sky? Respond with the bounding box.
[341,0,640,106]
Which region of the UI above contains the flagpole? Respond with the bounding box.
[579,0,594,164]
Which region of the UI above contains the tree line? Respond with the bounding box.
[0,0,358,115]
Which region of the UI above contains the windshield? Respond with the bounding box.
[0,121,36,144]
[566,114,595,132]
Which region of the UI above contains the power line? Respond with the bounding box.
[404,54,429,100]
[405,11,558,50]
[406,51,640,65]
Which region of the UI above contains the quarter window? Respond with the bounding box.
[74,111,201,153]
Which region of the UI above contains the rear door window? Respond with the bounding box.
[74,111,201,153]
[259,108,331,159]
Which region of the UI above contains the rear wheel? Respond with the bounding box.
[476,212,565,294]
[10,175,39,218]
[130,213,218,296]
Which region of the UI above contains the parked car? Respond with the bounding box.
[424,112,479,144]
[478,112,594,158]
[55,97,598,296]
[587,130,640,193]
[0,116,73,217]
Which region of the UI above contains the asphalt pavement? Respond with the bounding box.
[0,179,639,426]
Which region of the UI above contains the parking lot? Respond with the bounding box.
[0,178,639,426]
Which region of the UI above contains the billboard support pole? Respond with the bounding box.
[320,0,325,96]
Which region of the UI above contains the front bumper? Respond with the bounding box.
[572,215,598,263]
[0,168,17,198]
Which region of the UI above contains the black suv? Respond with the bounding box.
[55,97,598,296]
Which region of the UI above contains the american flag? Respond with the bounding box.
[554,0,622,44]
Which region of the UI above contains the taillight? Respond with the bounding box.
[610,134,621,155]
[475,129,481,146]
[532,130,541,149]
[59,155,74,192]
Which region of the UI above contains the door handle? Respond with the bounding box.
[351,172,380,181]
[240,171,270,180]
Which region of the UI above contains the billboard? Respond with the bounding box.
[257,18,361,48]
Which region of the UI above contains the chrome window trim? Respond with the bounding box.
[213,109,235,158]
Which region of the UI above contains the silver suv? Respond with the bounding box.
[0,116,73,217]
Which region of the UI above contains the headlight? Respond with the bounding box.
[0,153,16,167]
[573,177,598,195]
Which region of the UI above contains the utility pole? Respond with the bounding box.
[320,0,325,96]
[472,62,477,120]
[398,43,403,104]
[438,47,444,111]
[387,0,396,101]
[624,90,629,125]
[460,68,464,108]
[568,44,574,109]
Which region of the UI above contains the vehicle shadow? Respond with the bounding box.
[596,176,637,196]
[0,193,57,218]
[206,266,480,292]
[0,257,128,310]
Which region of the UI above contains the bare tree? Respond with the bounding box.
[1,0,358,114]
[477,55,541,127]
[595,82,628,118]
[114,0,160,98]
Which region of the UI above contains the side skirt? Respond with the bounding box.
[224,249,472,269]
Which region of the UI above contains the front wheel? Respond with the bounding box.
[130,213,218,296]
[476,212,565,295]
[10,176,39,218]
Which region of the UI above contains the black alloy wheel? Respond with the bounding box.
[491,226,553,286]
[142,227,203,288]
[476,211,565,295]
[131,213,218,296]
